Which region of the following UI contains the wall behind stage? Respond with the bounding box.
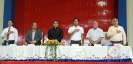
[14,0,118,45]
[127,0,133,54]
[0,0,4,45]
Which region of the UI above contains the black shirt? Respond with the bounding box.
[48,27,63,42]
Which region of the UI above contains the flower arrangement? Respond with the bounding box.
[41,40,62,62]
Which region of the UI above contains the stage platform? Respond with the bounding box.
[1,61,133,64]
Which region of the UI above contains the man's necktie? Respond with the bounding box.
[6,27,10,40]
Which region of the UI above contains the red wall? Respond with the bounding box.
[14,0,118,45]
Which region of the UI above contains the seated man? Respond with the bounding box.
[26,22,42,45]
[48,20,63,42]
[86,21,104,46]
[101,33,111,46]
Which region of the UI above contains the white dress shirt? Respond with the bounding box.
[107,25,126,44]
[32,31,35,40]
[1,26,18,44]
[68,26,84,41]
[86,28,104,41]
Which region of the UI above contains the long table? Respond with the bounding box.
[0,46,132,62]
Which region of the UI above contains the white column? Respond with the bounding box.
[0,0,4,45]
[126,0,133,53]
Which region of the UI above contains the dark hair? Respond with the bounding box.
[32,22,36,26]
[8,19,13,23]
[53,20,58,23]
[73,18,79,22]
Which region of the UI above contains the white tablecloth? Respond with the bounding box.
[0,46,132,60]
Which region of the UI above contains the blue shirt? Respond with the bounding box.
[86,28,104,41]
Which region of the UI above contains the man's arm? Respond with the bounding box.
[26,30,31,44]
[107,27,116,37]
[1,29,6,38]
[35,30,42,43]
[121,27,126,45]
[95,37,103,44]
[57,29,63,41]
[88,37,94,44]
[86,29,94,44]
[48,29,53,40]
[95,29,104,44]
[81,33,84,45]
[68,28,75,37]
[14,28,18,44]
[81,28,84,45]
[68,31,75,37]
[68,28,79,37]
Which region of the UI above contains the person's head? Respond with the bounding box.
[105,33,110,40]
[93,21,98,29]
[73,18,79,26]
[8,19,13,27]
[32,22,37,29]
[112,18,118,27]
[53,20,59,28]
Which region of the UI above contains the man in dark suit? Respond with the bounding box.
[48,20,63,42]
[26,22,42,45]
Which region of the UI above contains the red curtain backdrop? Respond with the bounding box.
[14,0,118,45]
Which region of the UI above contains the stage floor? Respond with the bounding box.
[1,61,133,64]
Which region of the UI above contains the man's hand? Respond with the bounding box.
[81,43,84,46]
[30,41,34,44]
[73,29,79,33]
[116,29,121,33]
[123,44,126,46]
[7,31,13,34]
[93,41,98,44]
[30,41,36,44]
[90,41,94,44]
[68,29,80,37]
[94,42,98,44]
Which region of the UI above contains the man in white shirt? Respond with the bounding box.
[86,21,104,46]
[101,33,111,46]
[107,18,126,46]
[68,18,84,46]
[1,19,18,45]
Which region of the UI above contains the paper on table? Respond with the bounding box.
[114,44,122,46]
[9,44,17,46]
[94,44,101,46]
[71,44,79,46]
[28,44,35,46]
